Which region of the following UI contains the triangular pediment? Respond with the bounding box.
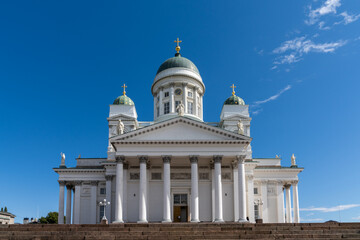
[222,114,251,121]
[110,117,252,142]
[107,113,136,121]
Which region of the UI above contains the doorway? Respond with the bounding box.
[173,194,188,222]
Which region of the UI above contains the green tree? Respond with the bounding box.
[46,212,58,224]
[4,207,7,212]
[0,207,3,212]
[39,217,48,224]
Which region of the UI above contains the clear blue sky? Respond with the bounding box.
[1,0,359,223]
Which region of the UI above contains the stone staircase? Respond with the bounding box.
[1,222,360,240]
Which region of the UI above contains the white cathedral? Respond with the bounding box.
[54,40,303,225]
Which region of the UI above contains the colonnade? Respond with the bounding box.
[283,181,300,223]
[111,155,247,223]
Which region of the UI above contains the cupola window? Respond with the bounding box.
[187,102,193,114]
[164,92,169,98]
[188,91,193,97]
[164,102,170,114]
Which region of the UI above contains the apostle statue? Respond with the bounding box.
[237,120,244,135]
[60,152,66,166]
[118,120,125,134]
[176,101,185,116]
[291,154,297,166]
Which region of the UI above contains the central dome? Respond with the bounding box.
[156,53,199,75]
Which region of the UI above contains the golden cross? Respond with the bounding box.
[174,37,182,53]
[230,84,236,96]
[121,84,127,95]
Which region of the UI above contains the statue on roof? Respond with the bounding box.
[60,152,65,166]
[118,119,125,135]
[176,101,185,116]
[291,154,296,166]
[237,120,244,135]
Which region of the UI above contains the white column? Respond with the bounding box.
[74,182,81,224]
[170,84,175,113]
[105,175,113,223]
[214,155,224,222]
[114,157,124,223]
[247,176,255,223]
[211,168,215,222]
[138,156,148,223]
[277,182,285,223]
[72,188,75,224]
[162,156,172,222]
[123,167,128,222]
[233,162,239,222]
[58,181,65,224]
[292,181,300,223]
[90,181,98,224]
[66,184,72,224]
[194,87,198,116]
[190,156,200,222]
[285,184,293,223]
[260,180,268,223]
[237,155,247,222]
[159,88,164,116]
[182,83,187,113]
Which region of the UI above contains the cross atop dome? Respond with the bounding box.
[174,37,182,53]
[121,84,127,96]
[230,84,236,96]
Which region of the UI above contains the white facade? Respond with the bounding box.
[54,49,303,224]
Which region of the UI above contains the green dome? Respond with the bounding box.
[224,95,245,105]
[157,53,199,75]
[113,95,134,105]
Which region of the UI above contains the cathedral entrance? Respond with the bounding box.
[173,194,188,222]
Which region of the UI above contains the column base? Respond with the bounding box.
[162,219,172,223]
[237,218,249,223]
[190,219,200,223]
[137,220,148,223]
[213,219,224,223]
[113,220,124,224]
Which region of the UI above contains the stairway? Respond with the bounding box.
[1,222,360,240]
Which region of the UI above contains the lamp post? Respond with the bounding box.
[254,199,264,223]
[99,198,110,224]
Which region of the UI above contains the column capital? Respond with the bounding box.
[236,155,246,163]
[58,180,66,186]
[90,181,99,186]
[139,155,148,164]
[284,183,292,189]
[162,155,171,163]
[116,155,125,163]
[213,155,223,163]
[66,183,74,189]
[169,83,175,88]
[260,180,268,184]
[182,83,188,87]
[105,175,113,181]
[189,155,199,163]
[291,180,299,185]
[73,181,82,186]
[246,175,254,181]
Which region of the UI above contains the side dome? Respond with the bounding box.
[113,95,134,106]
[224,95,245,105]
[156,53,199,75]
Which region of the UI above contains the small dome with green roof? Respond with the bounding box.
[113,84,135,106]
[156,53,199,75]
[224,95,245,105]
[224,84,245,105]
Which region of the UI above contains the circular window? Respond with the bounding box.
[175,88,182,96]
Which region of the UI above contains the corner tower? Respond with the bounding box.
[151,38,205,122]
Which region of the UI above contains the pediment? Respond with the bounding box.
[110,117,252,143]
[107,113,136,121]
[222,114,251,121]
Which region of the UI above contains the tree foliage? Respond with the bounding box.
[39,212,58,224]
[4,207,7,212]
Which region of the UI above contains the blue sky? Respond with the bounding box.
[0,0,360,223]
